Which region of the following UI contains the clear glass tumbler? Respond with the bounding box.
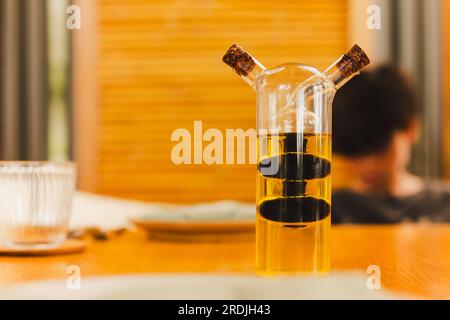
[0,162,76,248]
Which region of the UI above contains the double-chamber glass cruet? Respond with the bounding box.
[223,44,370,275]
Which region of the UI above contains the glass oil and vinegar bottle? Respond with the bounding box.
[223,44,370,275]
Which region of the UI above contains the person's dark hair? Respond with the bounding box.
[332,65,419,157]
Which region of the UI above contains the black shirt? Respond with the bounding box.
[332,181,450,224]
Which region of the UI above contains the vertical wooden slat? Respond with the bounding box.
[25,0,48,160]
[73,0,100,191]
[1,0,20,159]
[444,0,450,178]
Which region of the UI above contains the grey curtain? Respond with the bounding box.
[0,0,48,160]
[391,0,444,178]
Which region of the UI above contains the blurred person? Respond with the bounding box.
[332,65,450,223]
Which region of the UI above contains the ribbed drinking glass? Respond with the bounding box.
[0,162,76,248]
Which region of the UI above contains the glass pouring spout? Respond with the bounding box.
[223,43,370,91]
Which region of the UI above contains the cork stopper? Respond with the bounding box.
[337,44,370,77]
[222,44,256,77]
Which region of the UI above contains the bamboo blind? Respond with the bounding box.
[88,0,349,203]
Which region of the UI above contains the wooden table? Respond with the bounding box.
[0,224,449,299]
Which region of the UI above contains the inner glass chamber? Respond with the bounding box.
[256,64,335,275]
